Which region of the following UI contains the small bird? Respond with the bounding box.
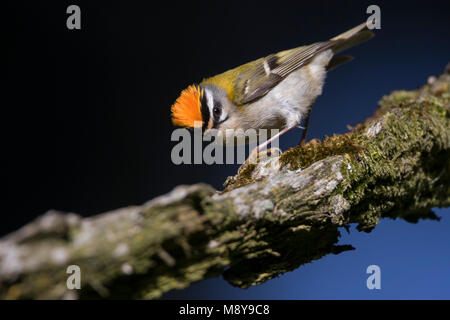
[171,22,374,152]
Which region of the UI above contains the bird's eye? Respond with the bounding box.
[213,106,221,118]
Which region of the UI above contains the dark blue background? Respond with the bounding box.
[4,0,450,299]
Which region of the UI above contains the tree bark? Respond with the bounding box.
[1,66,449,300]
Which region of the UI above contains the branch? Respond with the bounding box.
[1,66,449,300]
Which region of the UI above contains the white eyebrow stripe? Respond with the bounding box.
[205,89,214,116]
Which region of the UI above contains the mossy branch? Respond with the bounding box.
[1,66,449,299]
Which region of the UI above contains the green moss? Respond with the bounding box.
[378,90,419,111]
[223,163,257,191]
[279,133,367,171]
[338,77,450,230]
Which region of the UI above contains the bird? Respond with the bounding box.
[171,21,374,154]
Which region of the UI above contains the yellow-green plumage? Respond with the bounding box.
[200,22,373,108]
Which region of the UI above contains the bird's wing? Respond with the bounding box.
[201,22,373,106]
[230,41,336,105]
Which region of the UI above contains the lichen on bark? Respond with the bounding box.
[0,66,449,299]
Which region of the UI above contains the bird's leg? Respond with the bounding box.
[299,108,312,146]
[247,126,295,163]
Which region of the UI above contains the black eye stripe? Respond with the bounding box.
[200,89,225,130]
[200,92,210,130]
[211,101,224,129]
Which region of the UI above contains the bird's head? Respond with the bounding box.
[171,84,238,138]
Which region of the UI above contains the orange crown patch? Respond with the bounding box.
[171,85,204,128]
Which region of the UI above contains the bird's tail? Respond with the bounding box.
[325,21,375,71]
[330,21,374,55]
